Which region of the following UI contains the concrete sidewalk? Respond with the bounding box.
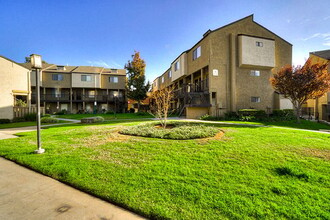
[0,157,145,220]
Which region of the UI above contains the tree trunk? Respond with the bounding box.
[294,105,301,123]
[137,101,141,112]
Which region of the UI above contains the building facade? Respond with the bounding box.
[303,50,330,121]
[0,56,31,119]
[152,15,292,118]
[21,63,126,114]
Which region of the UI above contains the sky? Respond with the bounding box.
[1,0,329,82]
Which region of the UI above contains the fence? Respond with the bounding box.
[13,106,45,118]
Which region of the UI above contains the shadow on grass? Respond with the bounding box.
[274,166,309,181]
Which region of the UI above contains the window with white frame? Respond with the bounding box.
[193,46,201,60]
[161,76,164,83]
[81,75,92,82]
[168,70,172,78]
[109,76,118,83]
[251,97,261,103]
[256,41,263,47]
[52,74,63,81]
[174,61,180,71]
[250,70,260,76]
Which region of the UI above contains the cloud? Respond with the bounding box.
[302,33,330,46]
[302,33,321,41]
[323,16,330,20]
[86,60,122,68]
[87,60,110,67]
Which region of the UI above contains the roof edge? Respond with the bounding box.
[0,55,30,70]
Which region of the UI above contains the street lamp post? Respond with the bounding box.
[114,94,117,119]
[30,54,45,154]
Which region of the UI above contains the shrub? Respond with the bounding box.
[106,110,114,114]
[238,109,267,121]
[199,114,222,121]
[41,114,51,118]
[120,122,219,140]
[224,112,239,120]
[56,109,67,115]
[12,117,26,122]
[94,116,104,123]
[81,116,104,123]
[41,117,59,123]
[0,119,11,124]
[272,109,295,121]
[24,113,37,121]
[135,112,150,116]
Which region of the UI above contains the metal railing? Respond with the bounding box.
[32,94,125,102]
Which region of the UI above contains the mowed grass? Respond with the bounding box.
[0,120,329,219]
[0,120,67,129]
[55,113,154,120]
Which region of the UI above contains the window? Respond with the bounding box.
[193,46,201,60]
[81,75,92,81]
[251,97,261,103]
[174,61,180,71]
[111,69,118,73]
[256,41,263,47]
[109,76,118,83]
[52,74,63,81]
[161,76,164,83]
[250,70,260,76]
[168,70,172,78]
[57,66,66,71]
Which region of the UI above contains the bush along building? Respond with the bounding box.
[303,49,330,121]
[21,63,126,114]
[152,15,292,119]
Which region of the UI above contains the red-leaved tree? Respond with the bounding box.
[270,59,330,123]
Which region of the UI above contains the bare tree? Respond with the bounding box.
[150,87,174,128]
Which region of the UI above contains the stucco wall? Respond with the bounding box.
[0,57,30,119]
[41,72,71,88]
[72,73,101,88]
[238,35,275,68]
[186,107,209,119]
[101,74,125,90]
[172,53,187,82]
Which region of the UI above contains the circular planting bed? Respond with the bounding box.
[120,121,220,140]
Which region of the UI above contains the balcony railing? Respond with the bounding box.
[32,94,125,103]
[174,78,209,98]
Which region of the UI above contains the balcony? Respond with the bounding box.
[32,94,125,103]
[173,78,210,107]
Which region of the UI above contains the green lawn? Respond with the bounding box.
[212,119,330,131]
[55,113,154,120]
[0,120,67,129]
[0,120,329,219]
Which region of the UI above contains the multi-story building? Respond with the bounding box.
[303,49,330,121]
[152,15,292,118]
[21,63,126,114]
[0,56,31,119]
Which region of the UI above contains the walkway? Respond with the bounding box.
[0,118,80,140]
[0,157,145,220]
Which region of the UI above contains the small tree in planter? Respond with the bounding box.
[150,87,174,128]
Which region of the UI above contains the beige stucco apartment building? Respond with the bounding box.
[303,50,330,121]
[0,56,31,119]
[152,15,292,118]
[20,63,126,114]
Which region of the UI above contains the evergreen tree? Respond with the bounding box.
[125,51,150,112]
